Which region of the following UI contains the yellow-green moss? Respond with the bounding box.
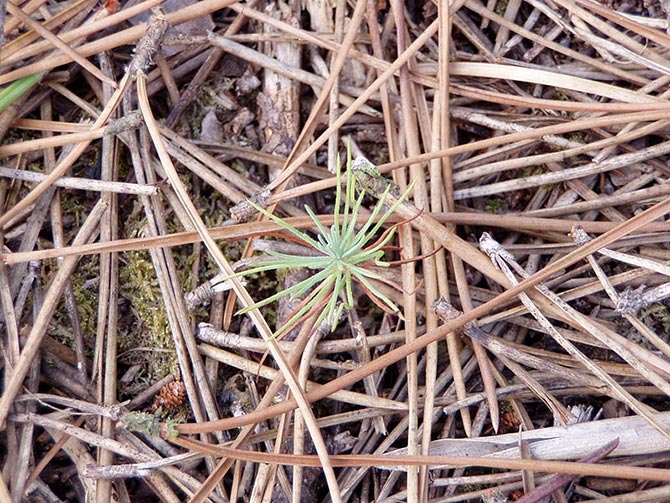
[50,256,99,346]
[484,196,505,213]
[640,303,670,337]
[119,247,178,383]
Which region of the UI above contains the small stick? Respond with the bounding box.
[0,166,157,195]
[514,439,619,503]
[82,452,202,479]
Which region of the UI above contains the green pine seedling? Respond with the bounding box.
[230,151,411,339]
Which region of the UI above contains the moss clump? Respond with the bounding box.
[50,255,99,348]
[640,303,670,338]
[118,240,178,394]
[39,196,100,352]
[121,249,177,356]
[122,411,161,436]
[494,0,509,16]
[484,197,505,213]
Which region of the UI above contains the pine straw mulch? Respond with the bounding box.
[2,0,670,502]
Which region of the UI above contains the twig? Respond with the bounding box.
[0,166,157,195]
[509,439,619,503]
[172,434,670,482]
[82,453,203,479]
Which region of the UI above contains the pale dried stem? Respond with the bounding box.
[0,165,156,195]
[570,0,670,49]
[565,0,670,72]
[292,322,327,503]
[3,0,48,35]
[199,344,405,411]
[351,319,388,434]
[10,118,93,132]
[0,128,104,159]
[30,101,89,500]
[455,140,670,200]
[198,322,415,353]
[419,7,469,494]
[521,182,670,219]
[80,452,203,479]
[174,425,670,482]
[434,0,475,445]
[452,115,669,183]
[94,52,122,503]
[0,261,19,366]
[154,53,180,108]
[451,82,670,112]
